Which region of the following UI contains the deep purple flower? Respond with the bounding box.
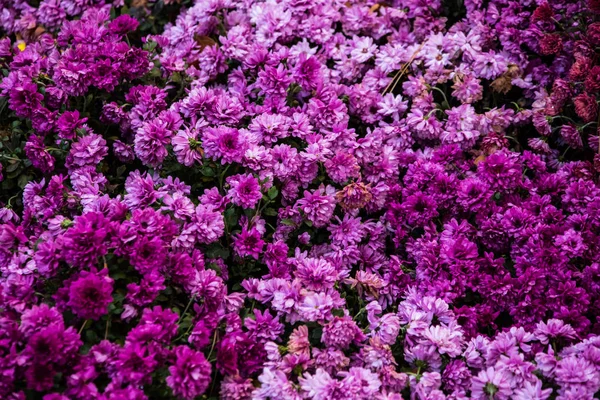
[166,346,212,400]
[108,15,139,35]
[62,212,111,268]
[67,269,114,320]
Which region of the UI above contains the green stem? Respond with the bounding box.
[78,320,88,335]
[207,329,218,361]
[218,164,231,192]
[177,294,196,326]
[0,154,20,161]
[579,121,597,130]
[428,85,449,107]
[425,108,443,119]
[105,317,111,340]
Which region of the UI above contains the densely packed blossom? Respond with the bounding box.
[1,0,600,398]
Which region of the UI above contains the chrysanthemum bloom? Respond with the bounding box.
[532,3,553,22]
[588,23,600,46]
[134,120,172,167]
[295,257,338,291]
[108,14,139,35]
[471,367,513,399]
[189,204,225,244]
[9,81,44,118]
[113,140,135,163]
[560,125,583,149]
[62,212,110,268]
[569,58,592,81]
[233,226,265,259]
[584,66,600,93]
[67,269,114,320]
[167,346,212,399]
[57,110,87,140]
[296,188,337,228]
[172,127,204,167]
[539,34,563,56]
[227,174,262,209]
[66,133,108,169]
[573,93,598,123]
[288,325,310,356]
[202,126,247,164]
[322,316,365,349]
[335,182,372,211]
[24,135,55,173]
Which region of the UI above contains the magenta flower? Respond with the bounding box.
[67,269,114,320]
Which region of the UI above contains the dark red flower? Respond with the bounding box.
[539,34,563,55]
[589,0,600,13]
[532,3,553,22]
[569,58,593,81]
[574,93,599,123]
[588,22,600,45]
[585,66,600,93]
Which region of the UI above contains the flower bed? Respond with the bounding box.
[0,0,599,399]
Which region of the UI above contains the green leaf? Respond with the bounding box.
[263,208,278,216]
[224,207,238,227]
[267,186,278,200]
[17,174,32,189]
[6,161,20,173]
[201,166,216,177]
[332,308,345,317]
[281,218,295,226]
[116,165,127,177]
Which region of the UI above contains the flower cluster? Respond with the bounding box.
[0,0,599,399]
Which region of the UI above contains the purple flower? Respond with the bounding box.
[108,15,139,35]
[62,212,110,268]
[172,127,204,166]
[296,187,337,228]
[202,126,247,165]
[322,316,365,349]
[233,225,265,259]
[134,119,172,167]
[66,133,108,169]
[471,367,513,400]
[188,204,225,244]
[24,135,55,173]
[295,257,338,291]
[227,174,262,209]
[57,110,87,140]
[67,269,114,320]
[166,346,212,400]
